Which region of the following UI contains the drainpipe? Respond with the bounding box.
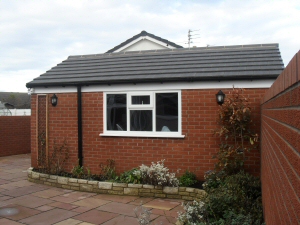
[77,86,83,167]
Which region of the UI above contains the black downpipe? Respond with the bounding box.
[77,86,83,167]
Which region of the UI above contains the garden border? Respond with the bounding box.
[27,168,206,201]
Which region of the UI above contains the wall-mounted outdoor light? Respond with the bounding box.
[51,94,58,106]
[216,90,225,105]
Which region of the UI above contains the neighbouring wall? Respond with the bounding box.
[0,116,31,157]
[261,51,300,225]
[30,88,266,180]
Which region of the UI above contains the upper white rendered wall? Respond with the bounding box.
[121,39,169,52]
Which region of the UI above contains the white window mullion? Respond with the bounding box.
[127,94,130,131]
[153,93,156,133]
[178,91,182,134]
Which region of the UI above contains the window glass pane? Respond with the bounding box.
[132,95,150,105]
[130,110,152,131]
[156,93,178,132]
[107,94,127,131]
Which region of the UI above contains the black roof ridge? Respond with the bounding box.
[105,30,183,53]
[69,43,279,60]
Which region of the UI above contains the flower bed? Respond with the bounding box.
[27,167,205,201]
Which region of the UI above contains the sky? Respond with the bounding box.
[0,0,299,93]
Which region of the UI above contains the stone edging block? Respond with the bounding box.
[27,168,206,201]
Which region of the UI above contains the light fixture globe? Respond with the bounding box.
[51,94,58,106]
[216,90,225,105]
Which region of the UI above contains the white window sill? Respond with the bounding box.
[99,132,185,139]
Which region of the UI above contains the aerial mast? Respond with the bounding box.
[187,29,200,48]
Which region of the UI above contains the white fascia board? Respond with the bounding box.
[114,36,175,53]
[32,86,77,94]
[32,79,275,94]
[82,80,274,93]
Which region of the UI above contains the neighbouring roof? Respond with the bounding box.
[26,43,284,89]
[0,92,31,109]
[106,30,183,53]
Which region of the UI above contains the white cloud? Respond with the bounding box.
[0,0,299,92]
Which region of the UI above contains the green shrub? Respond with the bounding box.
[119,168,141,184]
[99,159,117,180]
[204,171,263,222]
[71,164,91,179]
[179,170,198,187]
[178,171,264,225]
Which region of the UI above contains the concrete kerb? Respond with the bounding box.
[27,167,206,201]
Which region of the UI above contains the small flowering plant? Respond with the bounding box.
[177,200,206,225]
[133,159,179,187]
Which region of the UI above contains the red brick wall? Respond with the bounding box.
[0,116,31,157]
[30,88,266,179]
[261,51,300,225]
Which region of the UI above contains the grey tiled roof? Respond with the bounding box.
[106,30,183,53]
[0,92,31,109]
[26,44,284,88]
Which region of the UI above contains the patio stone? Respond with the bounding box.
[151,208,179,217]
[129,197,155,205]
[35,205,55,211]
[19,208,78,225]
[50,196,78,203]
[151,215,178,225]
[143,199,181,210]
[101,215,139,225]
[77,223,95,225]
[0,218,24,225]
[94,193,139,203]
[97,202,137,217]
[0,154,183,225]
[72,197,110,208]
[62,191,96,200]
[71,206,93,213]
[54,218,83,225]
[73,209,118,224]
[4,195,54,208]
[0,204,41,221]
[48,202,79,210]
[0,185,48,197]
[32,189,66,198]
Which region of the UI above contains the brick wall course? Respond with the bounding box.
[0,116,31,157]
[30,88,266,180]
[261,51,299,225]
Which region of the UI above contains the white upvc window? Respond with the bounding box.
[101,90,184,138]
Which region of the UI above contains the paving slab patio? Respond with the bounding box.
[0,154,184,224]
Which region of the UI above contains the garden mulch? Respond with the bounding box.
[0,154,183,225]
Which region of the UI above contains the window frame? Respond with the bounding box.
[101,90,184,138]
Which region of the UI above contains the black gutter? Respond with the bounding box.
[26,76,281,89]
[77,86,83,167]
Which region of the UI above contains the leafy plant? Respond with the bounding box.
[36,138,69,175]
[48,138,69,175]
[214,87,259,174]
[134,159,179,187]
[178,171,264,225]
[179,170,198,187]
[71,163,91,179]
[119,168,142,184]
[99,159,117,180]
